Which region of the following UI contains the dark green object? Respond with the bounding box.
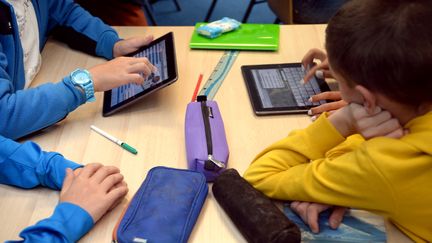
[190,23,280,51]
[121,143,138,155]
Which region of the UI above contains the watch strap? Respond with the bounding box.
[81,78,96,102]
[70,69,95,102]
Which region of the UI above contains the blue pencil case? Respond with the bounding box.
[112,166,208,243]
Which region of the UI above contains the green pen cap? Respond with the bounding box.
[121,143,138,155]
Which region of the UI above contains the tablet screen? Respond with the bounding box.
[110,40,169,107]
[251,68,299,109]
[242,63,330,115]
[102,32,177,116]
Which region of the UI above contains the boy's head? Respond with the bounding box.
[325,0,432,108]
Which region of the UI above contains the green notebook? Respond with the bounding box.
[190,23,280,51]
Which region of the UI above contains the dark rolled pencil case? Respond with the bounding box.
[212,169,301,243]
[113,166,208,243]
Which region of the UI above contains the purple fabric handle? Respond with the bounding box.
[185,100,229,182]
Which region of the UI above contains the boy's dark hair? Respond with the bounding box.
[326,0,432,106]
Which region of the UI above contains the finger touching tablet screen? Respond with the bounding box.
[103,32,178,116]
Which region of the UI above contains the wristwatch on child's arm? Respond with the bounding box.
[70,69,96,102]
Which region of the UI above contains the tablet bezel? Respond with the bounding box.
[241,63,330,116]
[102,32,177,116]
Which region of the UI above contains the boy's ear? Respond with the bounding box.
[355,85,377,114]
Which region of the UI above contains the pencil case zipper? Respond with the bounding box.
[199,99,225,171]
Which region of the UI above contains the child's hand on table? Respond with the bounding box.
[60,163,128,223]
[290,201,347,233]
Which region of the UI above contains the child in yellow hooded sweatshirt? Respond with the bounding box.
[243,0,432,241]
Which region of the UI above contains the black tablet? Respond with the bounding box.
[102,32,178,116]
[241,63,330,115]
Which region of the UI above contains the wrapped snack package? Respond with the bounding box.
[197,17,241,39]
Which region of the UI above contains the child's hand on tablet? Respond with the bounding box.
[301,49,348,118]
[308,91,347,118]
[89,56,157,92]
[301,48,332,84]
[102,32,176,116]
[113,35,154,58]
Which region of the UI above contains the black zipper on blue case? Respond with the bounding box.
[197,96,225,171]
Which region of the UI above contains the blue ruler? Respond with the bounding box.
[198,50,239,100]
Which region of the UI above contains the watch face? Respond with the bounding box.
[73,71,90,84]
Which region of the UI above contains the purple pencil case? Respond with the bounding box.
[185,95,229,182]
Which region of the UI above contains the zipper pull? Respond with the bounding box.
[208,154,225,168]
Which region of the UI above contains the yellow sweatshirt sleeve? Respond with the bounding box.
[243,114,397,215]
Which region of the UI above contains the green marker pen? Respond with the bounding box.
[91,125,138,155]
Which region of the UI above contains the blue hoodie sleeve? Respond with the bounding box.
[0,135,82,189]
[0,136,94,242]
[0,0,122,138]
[7,203,94,243]
[0,43,86,139]
[38,0,120,59]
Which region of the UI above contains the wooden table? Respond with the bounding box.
[0,26,411,242]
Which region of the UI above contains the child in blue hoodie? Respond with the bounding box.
[0,0,157,241]
[0,0,156,139]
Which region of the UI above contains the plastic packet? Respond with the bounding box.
[197,17,241,39]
